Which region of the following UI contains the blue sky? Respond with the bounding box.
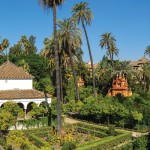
[0,0,150,63]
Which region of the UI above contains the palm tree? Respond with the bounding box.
[109,43,119,61]
[72,2,96,97]
[0,38,10,54]
[57,18,82,102]
[38,0,64,133]
[144,45,150,58]
[100,33,117,61]
[140,63,150,91]
[9,43,22,56]
[20,35,37,55]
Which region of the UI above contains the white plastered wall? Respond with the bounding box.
[0,79,33,90]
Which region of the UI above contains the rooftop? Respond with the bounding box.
[0,61,33,79]
[0,89,51,100]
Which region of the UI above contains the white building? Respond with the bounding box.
[0,61,51,118]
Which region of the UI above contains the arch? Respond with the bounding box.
[39,101,49,108]
[0,103,5,108]
[26,102,36,114]
[17,102,24,110]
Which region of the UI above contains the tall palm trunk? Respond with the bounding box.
[68,46,80,102]
[107,44,114,73]
[59,54,64,103]
[53,3,62,133]
[82,22,96,97]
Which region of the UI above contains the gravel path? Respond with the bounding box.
[64,117,80,124]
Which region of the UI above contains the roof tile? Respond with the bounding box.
[0,61,33,79]
[0,89,51,100]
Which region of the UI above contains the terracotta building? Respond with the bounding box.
[107,72,132,97]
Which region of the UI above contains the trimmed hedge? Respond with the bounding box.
[76,132,132,150]
[76,122,121,135]
[77,126,108,138]
[24,127,51,148]
[115,142,133,150]
[27,133,49,148]
[74,121,132,150]
[24,122,132,149]
[76,122,109,133]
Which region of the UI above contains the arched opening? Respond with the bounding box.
[39,101,49,108]
[26,102,36,114]
[17,103,24,110]
[1,103,6,108]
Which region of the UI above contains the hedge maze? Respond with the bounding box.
[24,122,132,150]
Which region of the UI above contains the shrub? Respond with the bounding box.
[107,125,116,136]
[133,136,148,150]
[62,141,76,150]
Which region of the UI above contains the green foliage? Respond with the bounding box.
[28,103,47,119]
[76,129,131,150]
[0,100,24,131]
[77,126,108,138]
[79,86,93,101]
[9,35,37,55]
[63,100,83,113]
[107,125,116,136]
[6,130,30,149]
[0,137,9,150]
[27,132,49,148]
[10,54,49,82]
[39,77,55,95]
[65,77,76,101]
[2,101,24,118]
[0,109,15,130]
[62,141,76,150]
[20,117,48,128]
[133,136,148,150]
[115,142,133,150]
[131,111,143,122]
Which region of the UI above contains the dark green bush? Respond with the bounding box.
[62,141,76,150]
[133,136,148,150]
[0,137,9,150]
[107,125,116,136]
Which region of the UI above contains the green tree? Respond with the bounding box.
[57,18,82,101]
[29,103,47,119]
[38,0,65,133]
[144,45,150,58]
[99,33,117,61]
[20,35,37,55]
[18,59,30,72]
[39,77,55,95]
[0,38,10,55]
[9,43,22,56]
[2,101,24,120]
[140,63,150,92]
[72,2,96,97]
[133,136,148,150]
[6,130,30,150]
[0,109,15,131]
[9,35,37,56]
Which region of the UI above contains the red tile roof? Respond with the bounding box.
[0,61,33,79]
[0,89,51,100]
